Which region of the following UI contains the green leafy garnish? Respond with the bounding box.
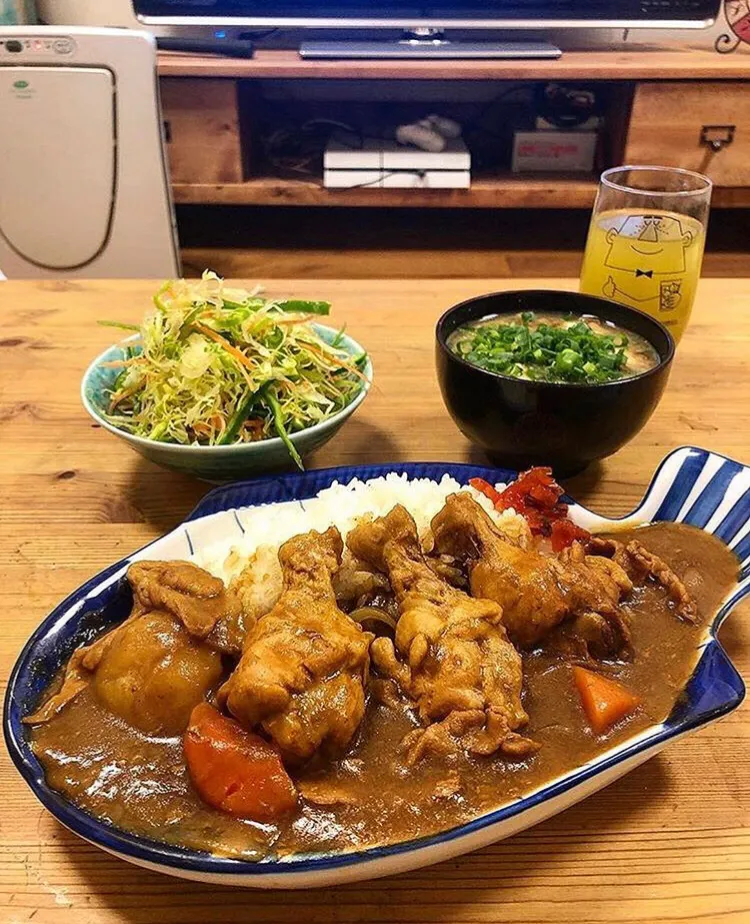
[97,320,141,332]
[266,387,304,471]
[451,312,631,384]
[219,390,258,446]
[276,300,331,316]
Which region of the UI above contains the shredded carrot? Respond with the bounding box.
[108,383,141,413]
[99,358,145,369]
[191,422,214,438]
[246,418,266,437]
[275,314,317,326]
[194,322,257,373]
[302,339,370,385]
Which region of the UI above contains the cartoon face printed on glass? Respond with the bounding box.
[604,214,694,277]
[580,169,710,344]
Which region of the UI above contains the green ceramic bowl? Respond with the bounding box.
[81,326,373,482]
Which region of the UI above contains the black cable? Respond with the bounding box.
[535,83,598,129]
[262,120,398,179]
[328,170,429,191]
[462,84,537,135]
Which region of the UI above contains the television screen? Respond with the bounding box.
[133,1,720,28]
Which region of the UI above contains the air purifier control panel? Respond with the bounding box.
[1,36,76,58]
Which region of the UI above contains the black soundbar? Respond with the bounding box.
[156,37,255,58]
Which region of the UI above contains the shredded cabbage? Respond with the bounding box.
[100,272,367,468]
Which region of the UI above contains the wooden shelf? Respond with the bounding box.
[161,46,750,211]
[172,174,599,208]
[159,46,750,82]
[172,175,750,209]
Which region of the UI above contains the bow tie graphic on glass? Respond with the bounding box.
[602,214,689,282]
[634,217,659,277]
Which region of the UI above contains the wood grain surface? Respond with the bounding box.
[160,79,244,185]
[157,46,750,81]
[625,82,750,188]
[179,247,750,281]
[1,277,749,924]
[170,175,603,210]
[169,176,750,210]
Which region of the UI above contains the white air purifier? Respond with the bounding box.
[36,1,139,28]
[0,26,180,278]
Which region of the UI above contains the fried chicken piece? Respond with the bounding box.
[129,560,238,639]
[25,561,227,731]
[347,505,536,764]
[218,527,372,763]
[587,536,698,623]
[431,493,633,657]
[212,547,389,658]
[332,550,390,605]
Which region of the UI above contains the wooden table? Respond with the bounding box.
[1,278,749,924]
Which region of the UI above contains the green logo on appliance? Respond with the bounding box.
[11,79,34,98]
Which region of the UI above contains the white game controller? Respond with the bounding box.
[396,114,463,152]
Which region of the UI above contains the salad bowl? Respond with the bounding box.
[4,446,749,889]
[81,325,373,482]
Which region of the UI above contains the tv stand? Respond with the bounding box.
[300,28,561,60]
[157,47,750,211]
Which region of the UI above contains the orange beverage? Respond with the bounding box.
[580,167,712,343]
[580,208,706,342]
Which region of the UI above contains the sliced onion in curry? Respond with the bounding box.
[349,607,398,632]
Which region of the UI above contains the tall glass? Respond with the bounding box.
[580,166,712,342]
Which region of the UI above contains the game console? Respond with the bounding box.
[324,138,471,190]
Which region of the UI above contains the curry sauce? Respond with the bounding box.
[30,522,738,861]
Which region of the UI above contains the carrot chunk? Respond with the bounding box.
[573,666,641,735]
[184,702,297,821]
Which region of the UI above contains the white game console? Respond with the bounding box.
[324,138,471,190]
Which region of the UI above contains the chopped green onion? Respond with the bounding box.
[555,348,582,373]
[451,312,635,384]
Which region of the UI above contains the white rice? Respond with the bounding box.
[196,473,529,586]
